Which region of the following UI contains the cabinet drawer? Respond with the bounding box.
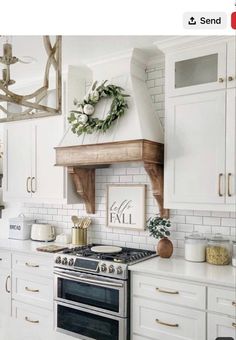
[12,273,53,310]
[208,313,236,340]
[132,296,206,340]
[12,253,53,277]
[208,286,236,317]
[0,251,11,269]
[132,273,206,309]
[12,301,53,330]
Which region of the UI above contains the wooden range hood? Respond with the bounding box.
[55,139,168,218]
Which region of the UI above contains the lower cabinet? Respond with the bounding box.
[208,313,236,340]
[0,251,11,317]
[131,272,236,340]
[132,296,206,340]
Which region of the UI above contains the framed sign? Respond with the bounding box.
[106,184,146,230]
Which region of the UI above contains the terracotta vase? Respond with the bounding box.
[157,238,173,258]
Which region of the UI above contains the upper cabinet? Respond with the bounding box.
[166,40,235,97]
[3,66,91,205]
[163,37,236,212]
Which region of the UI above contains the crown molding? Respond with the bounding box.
[154,35,235,54]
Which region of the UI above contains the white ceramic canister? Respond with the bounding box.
[185,233,207,262]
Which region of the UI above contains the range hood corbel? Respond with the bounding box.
[55,139,169,218]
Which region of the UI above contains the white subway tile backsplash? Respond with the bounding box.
[21,63,236,253]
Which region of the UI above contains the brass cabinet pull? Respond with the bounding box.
[218,77,224,83]
[0,258,2,261]
[156,287,179,295]
[31,177,36,193]
[232,301,236,306]
[26,177,31,193]
[218,173,223,197]
[228,173,232,197]
[25,287,39,293]
[232,322,236,328]
[25,262,39,268]
[25,316,39,324]
[156,318,179,328]
[228,76,234,81]
[5,275,10,293]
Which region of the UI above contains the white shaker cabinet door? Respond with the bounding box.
[208,313,236,340]
[3,120,32,200]
[164,91,226,207]
[227,40,236,89]
[0,269,11,316]
[31,116,65,203]
[226,88,236,206]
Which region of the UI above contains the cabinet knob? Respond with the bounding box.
[218,78,224,83]
[228,76,234,82]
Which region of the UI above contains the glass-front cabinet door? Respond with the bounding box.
[166,43,227,96]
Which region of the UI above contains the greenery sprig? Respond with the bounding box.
[146,215,171,240]
[68,80,129,136]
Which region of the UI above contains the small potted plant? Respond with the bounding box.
[146,215,173,258]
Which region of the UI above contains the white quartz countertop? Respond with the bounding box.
[129,256,236,288]
[0,239,66,257]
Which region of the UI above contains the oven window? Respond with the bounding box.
[58,277,120,312]
[57,304,119,340]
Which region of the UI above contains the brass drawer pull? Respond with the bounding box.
[156,287,179,295]
[5,275,10,293]
[25,262,39,268]
[26,177,31,193]
[232,301,236,306]
[218,173,223,197]
[25,316,39,324]
[25,287,39,293]
[31,177,36,193]
[156,318,179,328]
[232,322,236,328]
[228,173,232,197]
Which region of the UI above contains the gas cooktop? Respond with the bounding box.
[54,244,156,279]
[61,244,155,263]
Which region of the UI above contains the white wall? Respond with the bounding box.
[1,59,235,255]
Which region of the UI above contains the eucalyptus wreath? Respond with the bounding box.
[68,80,129,136]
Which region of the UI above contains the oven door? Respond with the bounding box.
[55,301,127,340]
[54,270,127,317]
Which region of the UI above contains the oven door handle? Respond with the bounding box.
[54,271,124,288]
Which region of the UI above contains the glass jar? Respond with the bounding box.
[184,233,207,262]
[206,234,231,265]
[232,241,236,267]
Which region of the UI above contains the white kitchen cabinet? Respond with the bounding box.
[0,251,11,318]
[166,39,235,97]
[4,121,32,200]
[132,296,206,340]
[226,88,236,205]
[166,43,227,96]
[165,91,227,209]
[227,40,236,89]
[3,116,78,204]
[208,313,236,340]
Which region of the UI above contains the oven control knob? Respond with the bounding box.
[68,258,74,266]
[101,263,107,272]
[108,265,115,273]
[117,266,123,275]
[55,256,61,264]
[62,257,68,265]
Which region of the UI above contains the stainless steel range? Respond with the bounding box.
[54,244,156,340]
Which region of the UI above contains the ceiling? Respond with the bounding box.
[0,36,164,82]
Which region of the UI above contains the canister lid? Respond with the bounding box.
[207,233,230,243]
[185,232,206,240]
